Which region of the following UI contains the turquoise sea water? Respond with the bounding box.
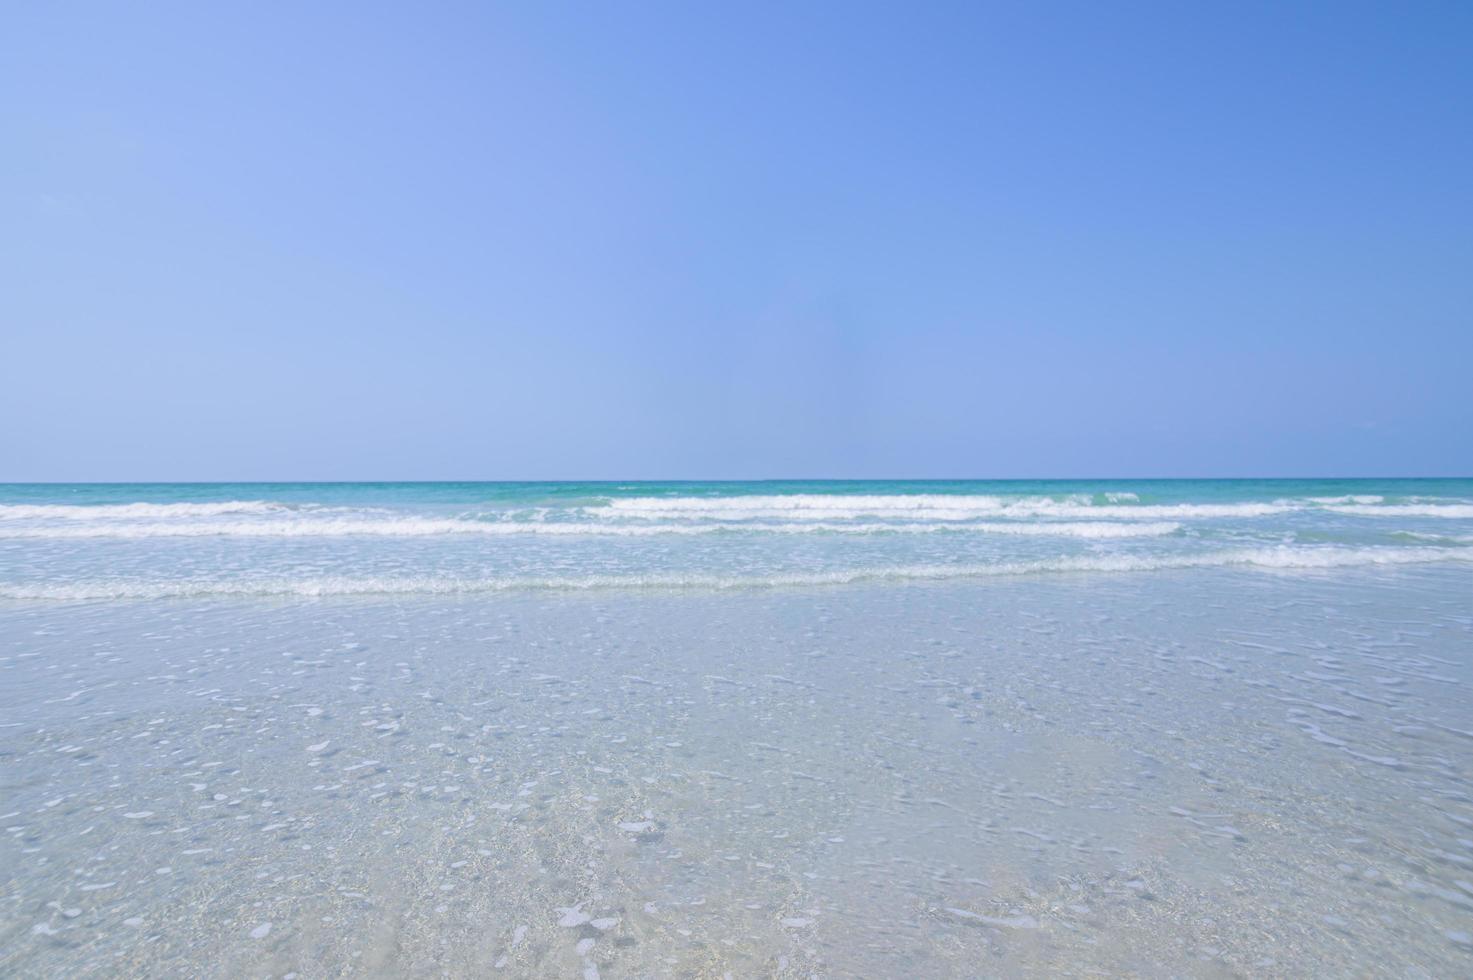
[2,478,1471,598]
[3,480,1473,975]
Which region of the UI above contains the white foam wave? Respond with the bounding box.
[4,546,1463,600]
[0,500,290,520]
[8,494,1466,529]
[1324,504,1473,518]
[0,519,1182,540]
[591,495,1292,521]
[1399,531,1473,544]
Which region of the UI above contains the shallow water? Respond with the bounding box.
[3,566,1472,977]
[3,479,1471,599]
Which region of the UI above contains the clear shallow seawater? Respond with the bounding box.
[2,479,1471,598]
[2,480,1472,976]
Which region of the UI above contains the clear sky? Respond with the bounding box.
[3,2,1470,480]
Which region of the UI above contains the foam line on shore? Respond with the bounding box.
[4,545,1464,600]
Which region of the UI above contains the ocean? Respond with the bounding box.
[3,478,1471,598]
[3,479,1472,975]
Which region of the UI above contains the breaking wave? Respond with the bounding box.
[0,518,1182,540]
[588,495,1294,521]
[0,500,292,520]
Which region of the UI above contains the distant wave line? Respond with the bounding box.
[0,500,299,520]
[589,495,1473,520]
[0,519,1184,540]
[5,495,1471,525]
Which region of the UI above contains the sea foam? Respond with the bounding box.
[0,500,292,520]
[0,518,1182,540]
[588,495,1295,521]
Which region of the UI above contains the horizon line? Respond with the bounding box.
[2,475,1470,486]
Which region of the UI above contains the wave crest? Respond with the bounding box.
[590,495,1292,521]
[0,519,1183,540]
[0,500,290,520]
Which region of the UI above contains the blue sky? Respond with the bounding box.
[3,1,1470,480]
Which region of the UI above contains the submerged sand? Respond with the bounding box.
[2,566,1472,976]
